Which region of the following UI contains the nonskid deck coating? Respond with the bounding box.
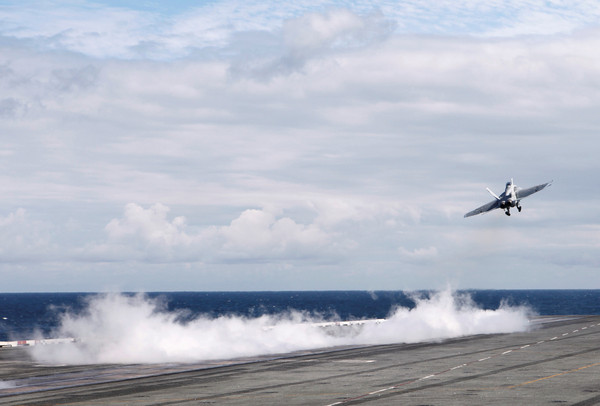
[0,315,599,405]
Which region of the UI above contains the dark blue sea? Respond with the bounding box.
[1,290,599,341]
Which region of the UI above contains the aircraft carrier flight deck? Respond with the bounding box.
[1,315,599,405]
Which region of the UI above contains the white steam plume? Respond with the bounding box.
[0,381,16,389]
[32,289,532,365]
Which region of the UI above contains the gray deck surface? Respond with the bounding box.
[1,315,599,405]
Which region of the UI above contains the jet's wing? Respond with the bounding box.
[515,181,552,199]
[464,199,501,218]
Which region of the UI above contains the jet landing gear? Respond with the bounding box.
[505,204,522,216]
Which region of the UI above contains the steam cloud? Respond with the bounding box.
[0,381,15,389]
[31,290,532,365]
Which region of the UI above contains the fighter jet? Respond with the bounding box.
[464,179,552,217]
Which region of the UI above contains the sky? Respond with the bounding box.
[0,0,599,292]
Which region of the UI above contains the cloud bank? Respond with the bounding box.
[83,203,344,263]
[0,2,599,290]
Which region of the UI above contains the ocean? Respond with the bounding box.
[1,290,599,342]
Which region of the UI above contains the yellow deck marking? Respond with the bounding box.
[508,362,600,389]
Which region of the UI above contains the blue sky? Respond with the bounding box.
[0,0,599,291]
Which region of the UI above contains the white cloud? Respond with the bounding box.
[4,1,600,61]
[1,2,599,290]
[216,208,336,259]
[87,204,347,264]
[0,2,160,59]
[228,8,396,78]
[399,246,438,261]
[105,203,191,248]
[0,209,54,262]
[283,9,395,55]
